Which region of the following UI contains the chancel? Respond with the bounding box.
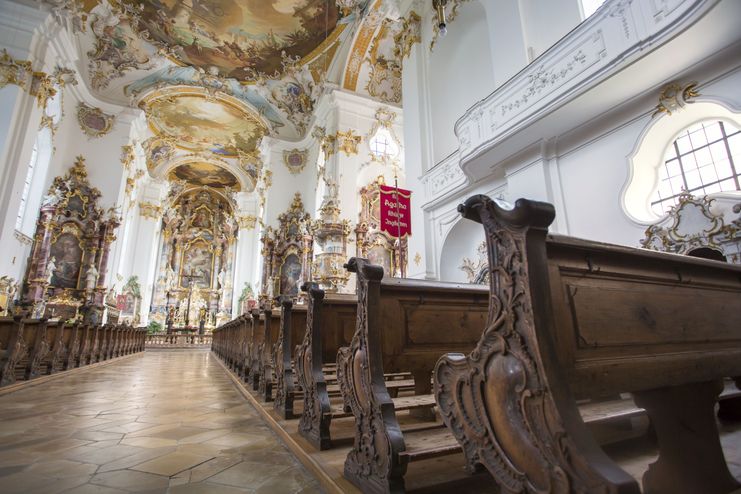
[0,0,739,493]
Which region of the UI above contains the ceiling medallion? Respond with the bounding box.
[139,86,268,157]
[77,102,115,138]
[120,0,343,80]
[283,149,308,175]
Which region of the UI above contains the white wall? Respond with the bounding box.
[427,0,495,165]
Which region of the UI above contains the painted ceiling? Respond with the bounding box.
[140,88,267,156]
[39,0,419,189]
[168,162,240,190]
[120,0,341,79]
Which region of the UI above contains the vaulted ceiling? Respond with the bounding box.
[41,0,420,190]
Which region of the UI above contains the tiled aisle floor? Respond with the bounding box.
[0,351,324,494]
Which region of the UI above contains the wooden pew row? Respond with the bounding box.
[337,259,490,494]
[0,317,146,387]
[434,195,741,494]
[293,283,423,452]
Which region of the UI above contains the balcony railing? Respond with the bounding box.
[145,333,212,349]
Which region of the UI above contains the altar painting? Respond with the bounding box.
[368,244,393,278]
[180,240,213,289]
[50,232,83,288]
[279,253,302,296]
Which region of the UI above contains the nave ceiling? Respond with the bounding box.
[35,0,422,191]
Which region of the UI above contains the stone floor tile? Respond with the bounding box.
[0,351,323,494]
[121,436,178,449]
[61,483,128,494]
[207,460,293,489]
[89,469,170,492]
[254,466,323,494]
[131,451,214,477]
[172,482,254,493]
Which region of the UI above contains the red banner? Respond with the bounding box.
[379,185,412,238]
[116,294,126,311]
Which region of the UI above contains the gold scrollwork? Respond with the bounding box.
[653,81,700,117]
[335,130,361,156]
[237,214,257,230]
[77,102,115,138]
[139,201,162,220]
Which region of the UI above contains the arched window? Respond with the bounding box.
[369,127,399,161]
[15,84,61,235]
[650,120,740,215]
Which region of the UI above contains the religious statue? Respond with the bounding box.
[217,268,227,289]
[45,257,57,284]
[85,264,99,290]
[165,265,177,289]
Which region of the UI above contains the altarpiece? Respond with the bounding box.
[150,185,238,329]
[23,156,120,322]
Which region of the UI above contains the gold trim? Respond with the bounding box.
[77,102,115,138]
[139,201,162,220]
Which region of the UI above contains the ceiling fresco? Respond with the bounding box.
[120,0,342,79]
[168,162,240,190]
[37,0,421,189]
[140,88,267,156]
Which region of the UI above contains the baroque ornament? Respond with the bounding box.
[237,215,257,230]
[77,102,115,138]
[120,144,135,170]
[138,201,162,220]
[653,81,700,117]
[335,130,362,156]
[283,148,308,174]
[430,0,471,51]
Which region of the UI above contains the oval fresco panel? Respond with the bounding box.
[123,0,340,79]
[143,92,266,156]
[169,162,241,190]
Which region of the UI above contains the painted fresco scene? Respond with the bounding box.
[122,0,340,78]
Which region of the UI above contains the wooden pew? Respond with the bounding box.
[62,322,80,370]
[0,317,23,386]
[338,258,489,494]
[434,195,741,494]
[257,308,282,401]
[248,308,263,390]
[273,296,307,419]
[77,324,93,366]
[296,284,357,449]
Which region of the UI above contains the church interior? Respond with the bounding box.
[0,0,739,493]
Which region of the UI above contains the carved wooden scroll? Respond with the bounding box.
[434,195,639,494]
[77,324,90,367]
[340,257,406,494]
[248,308,262,390]
[258,308,274,402]
[274,296,296,419]
[0,318,24,386]
[64,323,80,370]
[297,282,333,450]
[238,315,250,381]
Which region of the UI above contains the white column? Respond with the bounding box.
[231,192,260,316]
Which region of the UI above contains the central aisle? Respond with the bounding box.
[0,350,324,494]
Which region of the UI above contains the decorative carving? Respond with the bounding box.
[283,148,308,174]
[459,241,488,283]
[641,192,741,263]
[138,201,162,220]
[413,252,421,266]
[312,200,352,292]
[273,296,296,419]
[394,11,422,61]
[77,103,114,138]
[335,130,362,156]
[296,282,333,449]
[340,257,406,493]
[0,49,32,90]
[120,145,135,170]
[434,195,632,493]
[237,214,257,230]
[653,81,700,117]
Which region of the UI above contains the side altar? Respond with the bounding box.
[22,156,120,323]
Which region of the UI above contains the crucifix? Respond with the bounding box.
[180,269,203,328]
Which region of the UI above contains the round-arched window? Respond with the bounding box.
[650,120,740,215]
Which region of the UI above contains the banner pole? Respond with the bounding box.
[394,174,405,278]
